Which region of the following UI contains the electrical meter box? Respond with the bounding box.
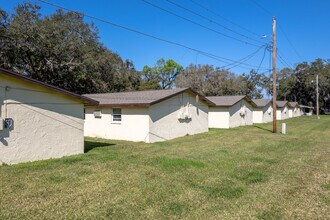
[4,118,14,129]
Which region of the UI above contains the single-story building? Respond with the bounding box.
[0,68,98,165]
[288,102,301,118]
[300,105,314,116]
[276,101,290,120]
[83,88,213,143]
[252,99,273,123]
[207,96,256,128]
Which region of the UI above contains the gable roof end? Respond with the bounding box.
[276,101,288,108]
[206,95,257,107]
[0,68,99,106]
[288,101,299,108]
[252,99,272,107]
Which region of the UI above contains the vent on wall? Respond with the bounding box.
[267,108,272,115]
[93,110,102,118]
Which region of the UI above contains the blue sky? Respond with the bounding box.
[3,0,330,75]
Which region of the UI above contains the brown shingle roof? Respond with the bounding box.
[288,101,298,108]
[206,95,256,107]
[0,68,98,105]
[84,88,214,107]
[252,99,272,107]
[276,101,288,108]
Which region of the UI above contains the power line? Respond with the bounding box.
[278,25,304,61]
[249,0,273,17]
[277,53,293,69]
[164,0,264,44]
[199,50,270,70]
[37,0,269,71]
[198,50,269,70]
[189,0,261,37]
[277,49,294,68]
[248,0,303,61]
[255,45,268,73]
[277,56,289,69]
[225,44,266,70]
[141,0,262,47]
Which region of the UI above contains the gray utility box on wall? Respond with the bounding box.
[4,118,14,129]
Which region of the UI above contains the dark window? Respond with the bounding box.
[112,108,122,122]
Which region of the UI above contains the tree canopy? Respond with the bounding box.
[1,2,329,113]
[0,2,139,94]
[273,59,330,113]
[175,64,265,98]
[140,58,183,90]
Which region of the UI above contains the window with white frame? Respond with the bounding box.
[112,108,122,122]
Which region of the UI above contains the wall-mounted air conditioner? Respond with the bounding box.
[178,103,192,120]
[240,106,246,116]
[93,110,102,118]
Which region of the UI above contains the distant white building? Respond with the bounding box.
[252,99,273,123]
[300,105,314,116]
[84,88,212,143]
[276,101,290,120]
[207,96,256,129]
[288,102,301,117]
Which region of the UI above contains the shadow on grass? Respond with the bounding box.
[253,125,273,133]
[84,140,116,153]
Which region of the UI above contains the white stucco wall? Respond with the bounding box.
[209,107,230,128]
[229,99,253,128]
[0,74,85,165]
[282,106,289,120]
[276,106,289,120]
[84,107,150,142]
[148,92,209,142]
[276,109,282,120]
[289,109,293,118]
[295,107,302,117]
[209,99,253,128]
[253,110,263,124]
[253,103,273,123]
[263,104,273,123]
[293,107,300,117]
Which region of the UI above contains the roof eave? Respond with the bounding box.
[97,103,150,107]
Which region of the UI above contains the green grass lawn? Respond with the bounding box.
[1,116,329,219]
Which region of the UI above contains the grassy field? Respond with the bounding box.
[0,116,329,219]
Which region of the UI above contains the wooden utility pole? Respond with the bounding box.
[272,17,277,133]
[316,74,320,119]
